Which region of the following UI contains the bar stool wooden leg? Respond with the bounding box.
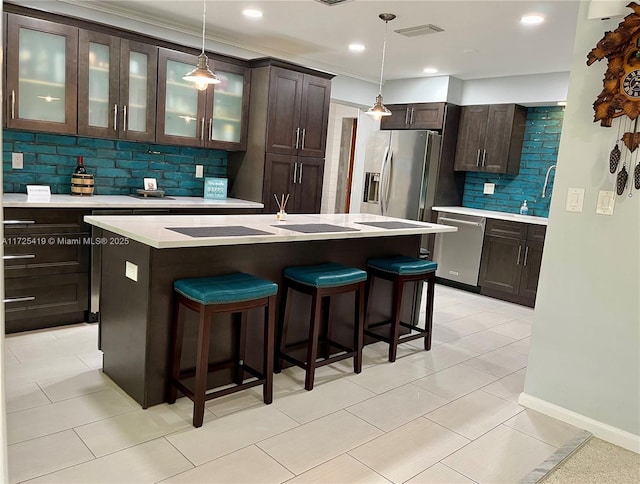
[354,281,365,373]
[167,297,185,404]
[275,285,291,373]
[320,296,332,359]
[193,305,212,428]
[264,295,276,404]
[389,277,404,363]
[424,272,435,351]
[305,288,322,391]
[233,312,247,385]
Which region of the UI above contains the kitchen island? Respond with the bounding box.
[84,213,456,407]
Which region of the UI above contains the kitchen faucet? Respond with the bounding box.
[541,164,557,198]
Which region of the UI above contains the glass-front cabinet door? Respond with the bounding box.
[78,31,157,141]
[206,61,249,151]
[156,48,206,146]
[6,14,78,134]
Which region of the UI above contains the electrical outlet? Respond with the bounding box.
[125,261,138,282]
[12,152,23,169]
[483,183,495,194]
[195,165,204,178]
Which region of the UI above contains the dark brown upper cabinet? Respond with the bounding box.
[6,14,78,134]
[380,103,446,130]
[78,30,158,142]
[266,67,331,158]
[454,104,527,174]
[156,48,249,150]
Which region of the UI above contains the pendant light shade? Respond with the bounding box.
[184,0,220,90]
[365,13,396,120]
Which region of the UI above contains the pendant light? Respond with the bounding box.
[365,13,396,119]
[183,0,220,90]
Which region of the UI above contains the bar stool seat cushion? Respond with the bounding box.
[367,256,437,275]
[284,262,367,288]
[174,273,278,304]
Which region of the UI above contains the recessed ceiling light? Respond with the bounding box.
[520,15,544,25]
[423,67,438,74]
[243,8,263,18]
[349,43,366,52]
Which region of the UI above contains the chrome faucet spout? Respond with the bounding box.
[541,164,557,198]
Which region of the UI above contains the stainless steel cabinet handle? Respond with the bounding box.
[405,107,410,125]
[295,128,300,150]
[301,129,306,150]
[200,117,205,140]
[410,107,415,124]
[3,220,35,225]
[114,104,118,130]
[123,105,128,131]
[11,90,16,119]
[438,217,483,227]
[298,163,303,183]
[476,149,481,167]
[517,245,522,265]
[524,246,530,266]
[3,254,36,260]
[209,118,213,141]
[482,149,487,167]
[3,296,36,304]
[293,162,298,184]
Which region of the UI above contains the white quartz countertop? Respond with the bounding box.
[84,213,457,249]
[432,206,548,226]
[2,194,264,209]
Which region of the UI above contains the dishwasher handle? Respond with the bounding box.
[438,217,484,228]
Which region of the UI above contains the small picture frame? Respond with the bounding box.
[204,177,228,200]
[143,178,158,191]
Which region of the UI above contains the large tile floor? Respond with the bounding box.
[5,284,585,483]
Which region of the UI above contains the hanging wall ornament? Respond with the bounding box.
[610,118,622,172]
[634,158,640,189]
[617,165,629,194]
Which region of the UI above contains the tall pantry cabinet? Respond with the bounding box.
[228,60,333,214]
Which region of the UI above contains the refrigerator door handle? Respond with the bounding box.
[380,146,392,215]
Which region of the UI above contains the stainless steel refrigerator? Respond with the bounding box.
[361,130,442,249]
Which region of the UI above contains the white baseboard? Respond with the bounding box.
[519,392,640,453]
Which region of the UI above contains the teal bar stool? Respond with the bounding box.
[276,262,367,391]
[365,256,437,362]
[167,272,278,428]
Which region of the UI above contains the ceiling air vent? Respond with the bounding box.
[394,24,444,38]
[314,0,352,6]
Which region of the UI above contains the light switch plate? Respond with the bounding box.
[596,190,615,215]
[12,152,23,169]
[195,165,204,178]
[483,183,495,195]
[125,261,138,282]
[565,187,585,213]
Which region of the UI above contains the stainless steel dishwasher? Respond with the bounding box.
[433,213,486,286]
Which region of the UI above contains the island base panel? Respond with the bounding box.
[100,234,421,407]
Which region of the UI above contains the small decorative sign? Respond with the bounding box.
[26,185,51,201]
[204,177,228,200]
[143,178,158,191]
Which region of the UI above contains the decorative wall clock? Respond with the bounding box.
[587,1,640,194]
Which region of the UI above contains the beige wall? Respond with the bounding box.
[521,2,640,452]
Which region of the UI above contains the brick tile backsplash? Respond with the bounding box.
[3,130,227,196]
[462,106,563,218]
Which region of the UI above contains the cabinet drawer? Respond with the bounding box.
[527,224,547,243]
[4,232,90,278]
[4,273,89,322]
[4,208,89,233]
[485,219,527,239]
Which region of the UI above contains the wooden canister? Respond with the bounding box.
[71,173,94,196]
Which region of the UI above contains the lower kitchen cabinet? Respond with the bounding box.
[3,208,91,333]
[263,153,324,213]
[479,218,546,307]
